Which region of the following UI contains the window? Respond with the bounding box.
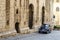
[56,0,59,2]
[6,20,9,25]
[16,9,18,14]
[56,7,59,11]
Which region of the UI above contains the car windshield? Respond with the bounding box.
[41,24,49,29]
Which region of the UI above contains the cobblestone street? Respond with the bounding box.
[0,30,60,40]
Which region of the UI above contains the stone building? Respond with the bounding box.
[53,0,60,25]
[0,0,53,36]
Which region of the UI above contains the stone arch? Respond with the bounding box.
[28,4,34,29]
[29,4,34,11]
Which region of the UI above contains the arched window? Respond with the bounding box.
[56,7,59,11]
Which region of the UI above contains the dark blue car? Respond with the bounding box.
[39,24,51,34]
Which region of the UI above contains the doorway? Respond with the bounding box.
[15,22,20,33]
[29,4,34,29]
[42,6,45,25]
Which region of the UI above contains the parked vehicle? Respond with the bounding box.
[38,24,51,34]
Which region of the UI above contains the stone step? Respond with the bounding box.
[0,30,16,37]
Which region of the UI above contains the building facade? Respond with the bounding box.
[0,0,53,36]
[53,0,60,25]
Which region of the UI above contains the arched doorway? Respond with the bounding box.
[29,4,34,29]
[15,22,20,33]
[42,6,45,25]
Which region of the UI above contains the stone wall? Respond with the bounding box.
[0,0,53,36]
[53,0,60,25]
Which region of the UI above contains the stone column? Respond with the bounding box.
[26,0,29,28]
[0,0,6,32]
[20,0,29,33]
[5,0,10,31]
[45,0,54,30]
[26,0,29,27]
[10,0,16,32]
[45,0,50,24]
[23,0,29,28]
[18,0,21,31]
[34,0,40,31]
[50,0,54,30]
[36,0,40,26]
[20,0,24,28]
